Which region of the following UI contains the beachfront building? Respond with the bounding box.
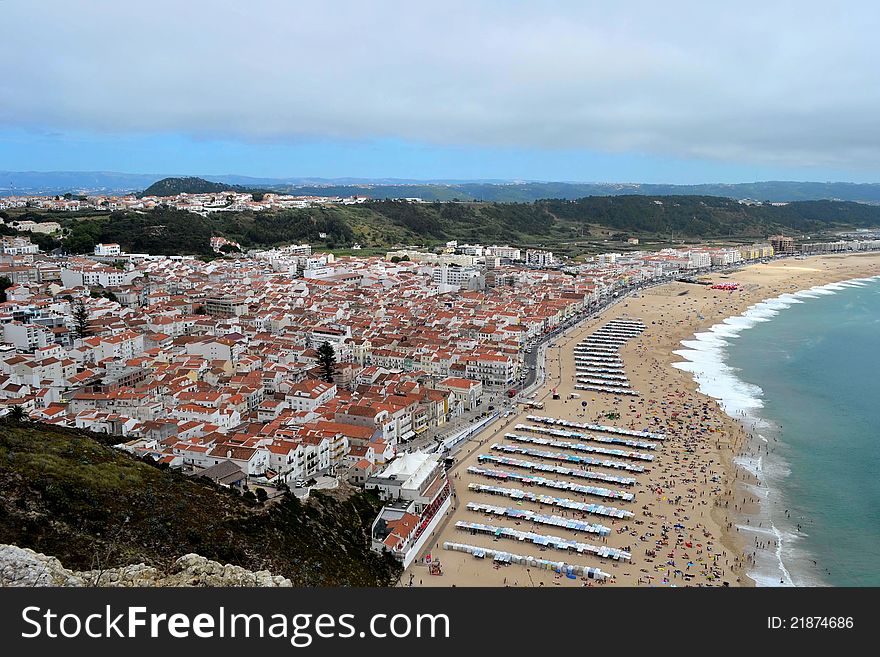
[687,250,712,269]
[437,376,483,412]
[710,249,743,267]
[367,453,452,568]
[769,235,796,255]
[465,353,516,389]
[739,244,774,260]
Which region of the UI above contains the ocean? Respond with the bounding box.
[672,275,880,586]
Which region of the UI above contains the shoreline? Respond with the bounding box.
[403,252,880,587]
[675,272,880,587]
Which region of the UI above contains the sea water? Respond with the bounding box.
[672,275,880,586]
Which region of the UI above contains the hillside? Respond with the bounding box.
[24,194,880,258]
[140,176,251,197]
[280,181,880,203]
[138,177,880,204]
[0,421,401,586]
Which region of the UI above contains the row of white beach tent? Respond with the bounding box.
[504,432,654,462]
[593,328,643,337]
[575,351,622,360]
[443,542,612,580]
[516,422,657,450]
[573,352,621,360]
[574,362,626,368]
[477,454,637,486]
[574,370,629,382]
[491,442,646,473]
[573,355,623,365]
[467,465,634,502]
[595,323,644,332]
[591,329,639,336]
[576,383,640,396]
[467,502,612,536]
[454,521,632,561]
[577,376,632,388]
[527,414,665,441]
[467,482,633,519]
[574,338,633,390]
[574,344,620,353]
[579,337,629,345]
[574,346,620,353]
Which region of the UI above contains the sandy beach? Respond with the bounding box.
[403,252,880,588]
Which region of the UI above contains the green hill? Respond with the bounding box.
[43,194,880,257]
[141,176,250,197]
[0,421,401,586]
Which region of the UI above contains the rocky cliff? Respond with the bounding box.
[0,544,293,587]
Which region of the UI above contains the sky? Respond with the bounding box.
[1,0,879,183]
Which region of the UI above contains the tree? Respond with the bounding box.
[316,341,337,383]
[0,276,12,303]
[255,487,268,504]
[73,299,90,339]
[5,405,27,423]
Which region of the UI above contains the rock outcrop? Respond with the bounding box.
[0,545,292,587]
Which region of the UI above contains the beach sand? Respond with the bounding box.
[403,253,880,588]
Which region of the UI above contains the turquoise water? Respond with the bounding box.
[724,279,880,586]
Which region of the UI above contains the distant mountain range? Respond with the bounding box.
[4,170,880,204]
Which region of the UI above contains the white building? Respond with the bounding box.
[525,249,555,267]
[457,244,484,256]
[687,251,712,269]
[60,266,138,288]
[465,353,515,388]
[286,380,337,412]
[432,265,482,288]
[1,237,39,256]
[486,245,522,260]
[367,453,452,568]
[94,243,122,257]
[710,249,743,267]
[2,322,51,351]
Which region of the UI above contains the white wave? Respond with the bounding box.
[672,274,880,588]
[767,523,796,586]
[734,455,763,478]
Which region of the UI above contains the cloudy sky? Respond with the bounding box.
[1,0,878,182]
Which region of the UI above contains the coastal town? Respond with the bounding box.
[0,191,372,216]
[3,6,879,655]
[2,210,880,582]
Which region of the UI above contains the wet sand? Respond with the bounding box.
[403,253,880,588]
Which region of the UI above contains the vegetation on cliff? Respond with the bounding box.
[0,421,401,586]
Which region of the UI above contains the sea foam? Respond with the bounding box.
[672,273,880,587]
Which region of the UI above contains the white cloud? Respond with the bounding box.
[1,0,879,168]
